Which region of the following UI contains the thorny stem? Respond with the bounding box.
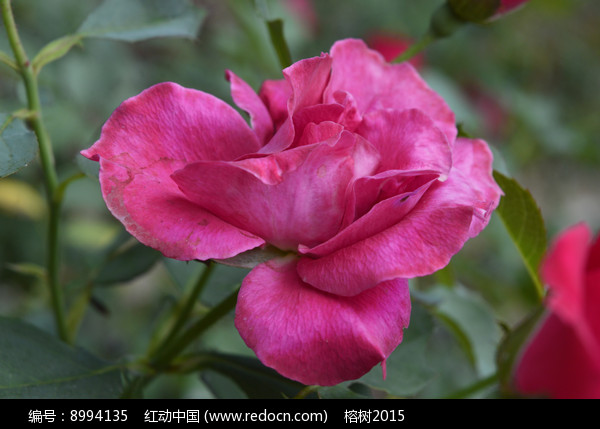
[1,0,68,342]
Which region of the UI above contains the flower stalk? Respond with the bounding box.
[1,0,68,342]
[121,284,240,397]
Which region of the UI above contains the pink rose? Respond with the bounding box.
[81,39,501,385]
[515,223,600,398]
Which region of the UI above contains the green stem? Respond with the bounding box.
[151,286,240,369]
[154,262,216,353]
[1,0,67,342]
[393,31,435,63]
[121,286,240,397]
[444,372,499,399]
[294,385,319,399]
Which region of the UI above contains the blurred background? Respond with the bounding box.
[1,0,599,398]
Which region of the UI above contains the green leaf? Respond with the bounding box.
[0,114,38,178]
[357,300,436,396]
[493,170,547,299]
[192,353,307,399]
[418,285,502,377]
[6,262,46,281]
[318,385,372,399]
[0,317,122,398]
[216,245,288,269]
[77,0,206,42]
[94,235,161,285]
[32,34,83,75]
[496,305,545,395]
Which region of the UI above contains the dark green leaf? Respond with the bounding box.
[419,285,502,377]
[358,300,436,396]
[77,0,206,42]
[493,170,547,298]
[216,245,287,269]
[32,34,83,75]
[496,305,545,395]
[196,353,307,399]
[201,370,246,399]
[0,114,38,178]
[95,235,161,285]
[0,317,122,398]
[318,385,372,399]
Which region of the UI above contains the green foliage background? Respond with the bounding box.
[0,0,599,398]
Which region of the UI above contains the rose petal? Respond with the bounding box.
[81,82,264,260]
[325,39,457,144]
[296,121,344,147]
[356,108,452,177]
[258,78,291,130]
[234,257,411,386]
[586,231,600,272]
[284,52,332,113]
[297,138,500,296]
[173,131,380,250]
[444,138,502,236]
[515,312,600,399]
[300,172,437,258]
[82,82,261,167]
[258,53,333,154]
[542,223,591,327]
[97,158,264,260]
[226,70,274,144]
[298,199,473,296]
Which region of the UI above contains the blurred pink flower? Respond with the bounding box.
[367,32,425,68]
[82,39,501,385]
[515,223,600,398]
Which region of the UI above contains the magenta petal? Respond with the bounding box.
[515,313,600,399]
[173,132,380,250]
[259,79,291,130]
[283,52,332,113]
[258,54,333,154]
[226,70,274,144]
[356,109,452,177]
[97,158,264,260]
[82,82,261,166]
[326,39,456,144]
[542,223,591,326]
[297,200,473,296]
[234,257,411,386]
[296,121,344,147]
[298,138,499,296]
[81,82,264,260]
[300,173,436,259]
[443,138,502,237]
[541,223,600,356]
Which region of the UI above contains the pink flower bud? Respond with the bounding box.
[448,0,529,23]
